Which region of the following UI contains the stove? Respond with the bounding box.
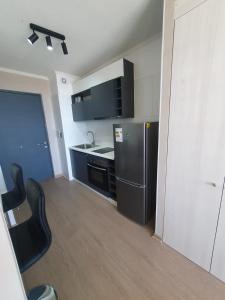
[92,147,114,154]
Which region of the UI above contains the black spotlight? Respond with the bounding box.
[46,36,53,51]
[27,31,39,44]
[61,41,68,55]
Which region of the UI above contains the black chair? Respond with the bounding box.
[1,163,26,213]
[9,178,52,273]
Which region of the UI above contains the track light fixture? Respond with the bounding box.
[27,23,68,55]
[61,41,68,55]
[27,31,39,45]
[46,36,53,51]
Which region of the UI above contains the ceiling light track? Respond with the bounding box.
[27,23,68,55]
[30,23,65,41]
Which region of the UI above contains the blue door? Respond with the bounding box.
[0,90,54,190]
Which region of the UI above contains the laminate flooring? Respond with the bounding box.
[22,177,225,299]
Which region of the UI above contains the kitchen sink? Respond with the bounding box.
[74,144,95,149]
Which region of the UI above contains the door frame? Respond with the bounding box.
[0,89,54,179]
[155,0,175,239]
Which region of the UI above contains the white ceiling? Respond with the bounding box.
[0,0,163,77]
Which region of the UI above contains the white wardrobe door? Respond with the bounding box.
[211,181,225,281]
[163,0,225,271]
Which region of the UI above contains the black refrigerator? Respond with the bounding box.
[113,122,158,225]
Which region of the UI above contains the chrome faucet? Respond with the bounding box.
[87,131,96,147]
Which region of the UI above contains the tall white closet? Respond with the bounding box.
[211,182,225,281]
[163,0,225,281]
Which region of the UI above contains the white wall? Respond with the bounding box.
[49,73,64,176]
[73,34,162,146]
[54,72,86,179]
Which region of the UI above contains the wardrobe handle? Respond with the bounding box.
[206,182,217,187]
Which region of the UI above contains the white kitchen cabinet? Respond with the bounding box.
[163,0,225,271]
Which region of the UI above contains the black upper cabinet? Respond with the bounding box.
[91,80,115,119]
[71,59,134,121]
[72,89,92,121]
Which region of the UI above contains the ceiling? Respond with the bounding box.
[0,0,163,77]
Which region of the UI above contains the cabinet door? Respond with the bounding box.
[163,0,225,271]
[71,151,88,184]
[211,180,225,281]
[72,100,93,121]
[91,80,116,119]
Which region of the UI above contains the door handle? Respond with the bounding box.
[205,182,217,187]
[37,142,48,147]
[87,163,107,172]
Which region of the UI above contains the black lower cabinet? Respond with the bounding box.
[70,150,88,185]
[70,150,116,199]
[87,155,112,198]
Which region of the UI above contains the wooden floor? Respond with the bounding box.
[22,177,225,299]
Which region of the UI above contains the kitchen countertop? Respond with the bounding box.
[69,144,115,160]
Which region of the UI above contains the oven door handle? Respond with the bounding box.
[87,163,107,172]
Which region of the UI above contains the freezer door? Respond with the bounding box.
[116,177,147,225]
[113,123,145,185]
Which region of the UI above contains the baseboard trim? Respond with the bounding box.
[73,178,117,207]
[54,174,65,179]
[152,234,162,242]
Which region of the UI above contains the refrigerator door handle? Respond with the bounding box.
[116,176,145,188]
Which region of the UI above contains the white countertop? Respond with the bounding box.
[69,144,115,160]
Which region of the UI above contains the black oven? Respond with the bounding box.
[87,156,109,193]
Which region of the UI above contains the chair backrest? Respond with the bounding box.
[26,178,52,248]
[11,163,26,200]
